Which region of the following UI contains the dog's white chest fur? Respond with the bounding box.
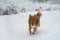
[31,26,34,33]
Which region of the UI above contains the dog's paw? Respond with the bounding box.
[32,32,35,34]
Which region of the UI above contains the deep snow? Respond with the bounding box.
[0,10,60,40]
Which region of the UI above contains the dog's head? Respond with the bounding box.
[29,15,36,26]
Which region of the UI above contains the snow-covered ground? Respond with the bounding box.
[0,10,60,40]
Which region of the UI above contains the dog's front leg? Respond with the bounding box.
[33,26,37,34]
[29,24,32,34]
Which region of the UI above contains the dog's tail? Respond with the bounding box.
[37,11,42,17]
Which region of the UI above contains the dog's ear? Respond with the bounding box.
[29,14,32,18]
[29,14,31,17]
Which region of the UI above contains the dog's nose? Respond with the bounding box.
[32,23,34,26]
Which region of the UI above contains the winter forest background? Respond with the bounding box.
[0,0,60,15]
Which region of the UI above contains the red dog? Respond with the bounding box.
[28,11,42,34]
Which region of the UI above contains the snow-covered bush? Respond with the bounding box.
[0,6,17,15]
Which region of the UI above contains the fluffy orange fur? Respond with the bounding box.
[28,11,42,34]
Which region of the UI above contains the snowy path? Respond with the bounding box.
[0,11,60,40]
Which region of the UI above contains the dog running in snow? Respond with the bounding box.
[28,11,42,34]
